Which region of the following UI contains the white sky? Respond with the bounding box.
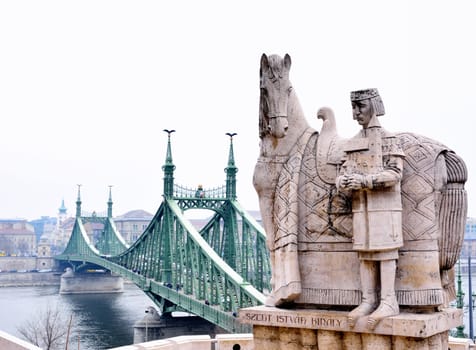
[1,1,475,220]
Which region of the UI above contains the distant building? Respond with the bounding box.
[0,219,36,256]
[37,236,54,269]
[461,217,476,258]
[37,237,51,257]
[30,216,57,242]
[37,200,75,255]
[114,210,154,244]
[51,217,75,255]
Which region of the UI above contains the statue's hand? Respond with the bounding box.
[336,175,348,191]
[344,174,365,190]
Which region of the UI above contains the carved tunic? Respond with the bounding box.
[340,127,405,258]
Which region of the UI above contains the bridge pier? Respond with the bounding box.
[59,267,124,294]
[133,307,227,344]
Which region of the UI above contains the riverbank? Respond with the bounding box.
[0,272,60,287]
[0,284,153,349]
[0,272,137,287]
[0,256,55,272]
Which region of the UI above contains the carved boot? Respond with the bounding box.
[367,259,400,330]
[367,294,399,330]
[347,260,378,328]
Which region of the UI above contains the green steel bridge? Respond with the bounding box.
[55,131,270,333]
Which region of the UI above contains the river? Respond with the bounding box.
[0,284,154,349]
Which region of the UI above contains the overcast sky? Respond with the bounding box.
[1,1,475,221]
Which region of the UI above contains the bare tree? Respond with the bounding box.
[17,303,73,350]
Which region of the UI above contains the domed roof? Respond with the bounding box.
[117,209,154,219]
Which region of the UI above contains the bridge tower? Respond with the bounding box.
[56,131,270,333]
[162,129,176,198]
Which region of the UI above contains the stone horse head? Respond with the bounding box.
[259,53,293,138]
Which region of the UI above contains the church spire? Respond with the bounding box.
[59,198,67,215]
[57,198,68,228]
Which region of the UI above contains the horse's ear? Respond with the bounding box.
[284,54,292,70]
[260,53,269,72]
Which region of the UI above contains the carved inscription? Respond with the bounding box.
[276,315,307,325]
[311,317,342,327]
[242,312,344,329]
[243,313,272,322]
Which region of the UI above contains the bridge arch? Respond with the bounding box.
[56,132,269,333]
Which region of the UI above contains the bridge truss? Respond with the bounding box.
[56,132,270,333]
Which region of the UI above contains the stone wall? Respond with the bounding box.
[0,330,41,350]
[0,257,37,271]
[0,331,472,350]
[0,272,60,287]
[111,334,254,350]
[0,257,56,271]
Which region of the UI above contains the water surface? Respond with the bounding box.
[0,284,153,349]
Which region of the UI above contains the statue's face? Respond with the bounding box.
[352,99,373,128]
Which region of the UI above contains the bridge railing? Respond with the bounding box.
[173,184,227,199]
[80,210,107,218]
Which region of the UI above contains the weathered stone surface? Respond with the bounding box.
[253,325,280,350]
[447,337,472,350]
[240,307,460,349]
[245,324,454,350]
[240,306,462,338]
[215,334,254,350]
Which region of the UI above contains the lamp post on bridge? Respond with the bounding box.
[107,185,113,218]
[225,132,238,200]
[468,254,474,341]
[163,129,176,198]
[456,259,465,338]
[76,184,82,218]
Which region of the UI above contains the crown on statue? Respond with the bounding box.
[350,88,380,101]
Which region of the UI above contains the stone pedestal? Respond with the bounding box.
[59,270,123,294]
[133,313,226,344]
[239,306,462,350]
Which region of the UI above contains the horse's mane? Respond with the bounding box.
[259,91,268,138]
